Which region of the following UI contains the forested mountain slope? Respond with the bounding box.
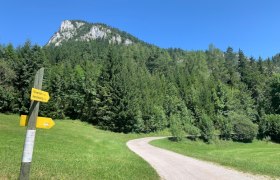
[1,20,280,142]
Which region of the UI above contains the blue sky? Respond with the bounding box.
[0,0,280,58]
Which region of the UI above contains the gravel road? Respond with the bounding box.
[127,137,268,180]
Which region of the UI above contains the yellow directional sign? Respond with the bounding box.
[30,88,50,103]
[20,115,28,127]
[20,115,55,129]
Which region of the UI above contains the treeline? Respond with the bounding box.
[1,40,280,143]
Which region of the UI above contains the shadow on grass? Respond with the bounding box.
[168,135,199,142]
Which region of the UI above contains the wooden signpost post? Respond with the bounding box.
[19,68,53,180]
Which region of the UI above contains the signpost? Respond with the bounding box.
[20,115,55,129]
[30,88,50,103]
[19,68,53,180]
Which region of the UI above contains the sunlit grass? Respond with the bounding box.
[0,113,160,179]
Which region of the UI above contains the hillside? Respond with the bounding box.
[1,20,280,143]
[0,113,159,179]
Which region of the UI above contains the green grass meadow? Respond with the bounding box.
[0,113,160,180]
[151,137,280,178]
[3,112,280,179]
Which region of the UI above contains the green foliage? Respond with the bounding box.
[268,74,280,114]
[170,113,185,141]
[151,106,167,131]
[231,115,258,142]
[216,114,233,140]
[180,107,200,136]
[133,110,145,133]
[0,36,276,140]
[0,59,15,112]
[198,113,215,142]
[0,86,14,112]
[261,114,280,142]
[169,105,200,141]
[12,41,45,114]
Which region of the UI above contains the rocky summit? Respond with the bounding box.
[47,20,134,46]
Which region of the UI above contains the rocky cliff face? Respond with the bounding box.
[47,20,134,46]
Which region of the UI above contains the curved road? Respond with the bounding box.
[127,137,267,180]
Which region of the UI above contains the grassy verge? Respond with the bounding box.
[150,137,280,178]
[0,113,162,180]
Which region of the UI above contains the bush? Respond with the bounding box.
[180,106,200,137]
[216,115,232,140]
[258,115,269,139]
[184,123,200,136]
[169,114,184,141]
[263,114,280,142]
[0,86,14,113]
[220,122,233,140]
[198,113,215,142]
[232,118,258,142]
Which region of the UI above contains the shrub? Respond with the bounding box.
[152,106,167,131]
[220,121,233,140]
[258,115,269,139]
[232,118,258,142]
[198,113,215,142]
[216,115,232,140]
[180,106,200,138]
[0,86,14,113]
[184,123,200,136]
[263,114,280,142]
[169,114,184,141]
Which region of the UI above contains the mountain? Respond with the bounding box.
[47,20,140,46]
